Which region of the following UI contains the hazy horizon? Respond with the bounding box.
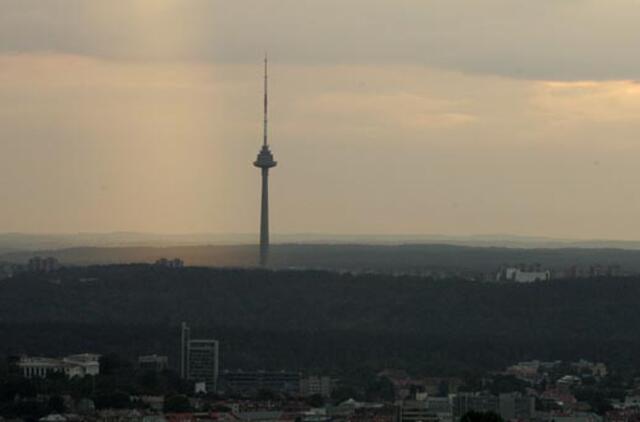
[1,230,638,241]
[4,1,640,239]
[7,230,640,249]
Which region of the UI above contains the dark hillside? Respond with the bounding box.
[1,265,639,374]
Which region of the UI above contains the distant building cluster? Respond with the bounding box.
[393,390,535,422]
[494,263,624,283]
[505,360,560,378]
[221,370,301,397]
[0,262,22,279]
[560,264,622,279]
[7,346,640,422]
[16,353,100,379]
[154,258,184,268]
[27,256,61,273]
[0,257,63,281]
[345,262,627,283]
[497,265,551,283]
[138,354,169,372]
[390,358,618,422]
[219,371,333,398]
[178,323,334,399]
[13,397,397,422]
[507,359,608,382]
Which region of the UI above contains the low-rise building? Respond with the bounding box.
[155,258,184,268]
[300,376,332,398]
[17,353,100,379]
[541,388,578,411]
[452,392,535,421]
[138,355,169,372]
[498,392,535,421]
[222,370,301,396]
[497,267,551,283]
[550,412,603,422]
[572,359,608,378]
[557,375,582,393]
[397,399,440,422]
[452,393,499,419]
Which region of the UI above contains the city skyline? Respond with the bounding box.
[4,1,640,239]
[1,3,640,421]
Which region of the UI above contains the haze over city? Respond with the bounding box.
[4,1,640,239]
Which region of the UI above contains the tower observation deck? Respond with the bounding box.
[253,56,277,267]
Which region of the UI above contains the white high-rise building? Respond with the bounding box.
[180,322,219,393]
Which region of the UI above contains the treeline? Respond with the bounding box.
[2,244,638,273]
[1,265,640,375]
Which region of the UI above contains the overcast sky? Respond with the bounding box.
[3,0,640,239]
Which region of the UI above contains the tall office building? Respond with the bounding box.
[253,56,277,267]
[180,322,220,393]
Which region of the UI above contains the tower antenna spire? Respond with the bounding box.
[263,53,268,147]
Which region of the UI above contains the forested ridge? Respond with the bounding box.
[1,265,639,375]
[2,244,638,272]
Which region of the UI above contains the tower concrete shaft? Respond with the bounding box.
[255,145,276,266]
[260,167,270,266]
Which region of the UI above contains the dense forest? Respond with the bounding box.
[1,265,639,376]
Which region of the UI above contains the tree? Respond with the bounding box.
[164,394,192,413]
[256,388,278,401]
[331,386,360,403]
[0,375,37,401]
[574,387,613,415]
[488,375,527,395]
[99,353,132,376]
[365,377,395,402]
[305,394,325,408]
[461,411,504,422]
[438,380,450,397]
[94,391,131,409]
[48,395,66,414]
[138,370,160,392]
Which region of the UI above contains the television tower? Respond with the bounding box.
[253,55,277,267]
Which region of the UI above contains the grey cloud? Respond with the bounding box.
[2,0,640,80]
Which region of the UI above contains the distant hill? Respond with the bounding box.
[1,265,640,375]
[6,232,640,251]
[2,243,640,274]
